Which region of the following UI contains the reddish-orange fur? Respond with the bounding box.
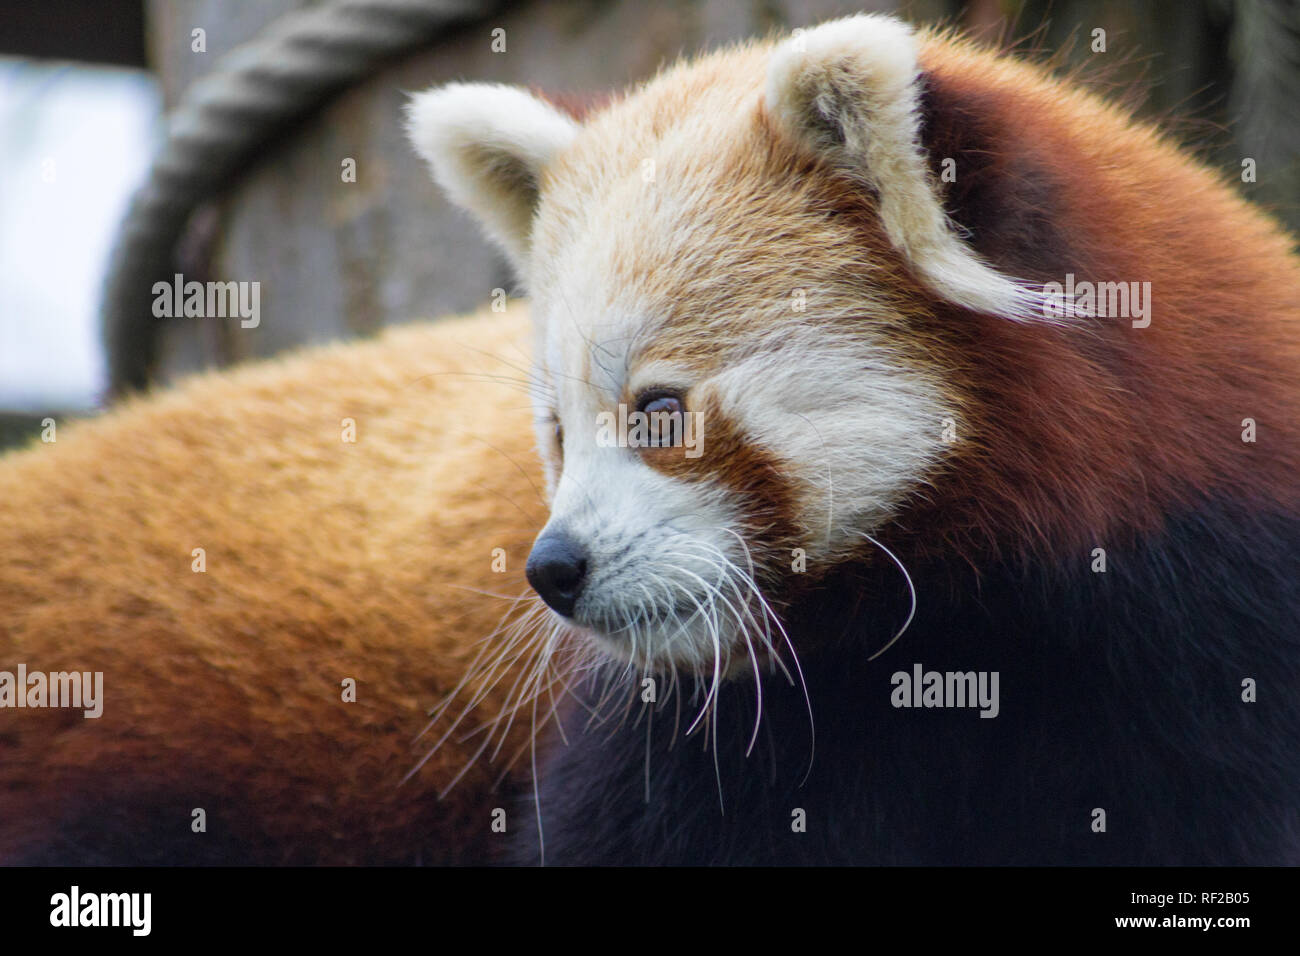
[907,35,1300,564]
[0,305,543,864]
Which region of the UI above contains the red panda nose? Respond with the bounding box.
[525,531,589,618]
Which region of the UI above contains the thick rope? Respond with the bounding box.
[104,0,504,396]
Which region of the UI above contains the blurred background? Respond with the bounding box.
[0,0,1296,451]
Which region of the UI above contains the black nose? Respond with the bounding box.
[525,530,589,617]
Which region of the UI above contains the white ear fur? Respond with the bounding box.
[766,15,1046,320]
[405,83,578,275]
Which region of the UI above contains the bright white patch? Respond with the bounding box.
[708,330,952,562]
[404,83,577,273]
[766,15,1047,320]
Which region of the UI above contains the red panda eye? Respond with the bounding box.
[554,420,564,447]
[636,392,685,447]
[637,393,683,416]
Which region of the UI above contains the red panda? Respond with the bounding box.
[0,305,544,864]
[406,14,1300,864]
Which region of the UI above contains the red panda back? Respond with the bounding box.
[0,304,543,864]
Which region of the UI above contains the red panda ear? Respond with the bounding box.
[406,83,578,279]
[765,15,1048,321]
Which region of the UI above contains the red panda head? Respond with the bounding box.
[407,15,1300,673]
